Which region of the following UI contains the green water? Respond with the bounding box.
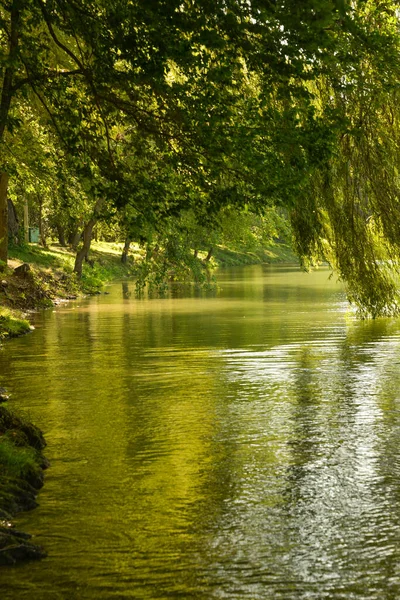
[2,265,400,599]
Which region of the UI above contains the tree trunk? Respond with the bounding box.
[0,2,19,266]
[193,249,198,258]
[7,198,19,243]
[121,237,131,264]
[0,173,9,269]
[56,221,66,246]
[24,198,29,243]
[0,3,20,143]
[204,247,213,262]
[73,219,96,277]
[38,196,47,247]
[73,198,104,277]
[71,228,82,250]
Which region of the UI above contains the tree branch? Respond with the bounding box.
[34,0,86,73]
[30,85,70,151]
[11,69,84,93]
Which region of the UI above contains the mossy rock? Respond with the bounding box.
[0,543,47,565]
[0,407,46,450]
[0,314,31,339]
[3,429,29,447]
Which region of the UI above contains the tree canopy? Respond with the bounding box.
[2,0,400,315]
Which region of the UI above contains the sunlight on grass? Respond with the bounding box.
[0,308,31,338]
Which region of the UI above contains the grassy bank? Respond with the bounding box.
[0,308,31,340]
[0,241,139,337]
[212,240,298,267]
[0,400,48,565]
[8,240,139,300]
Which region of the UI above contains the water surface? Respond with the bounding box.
[1,265,400,599]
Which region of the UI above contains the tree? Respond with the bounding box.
[0,172,8,268]
[288,4,400,317]
[2,1,400,314]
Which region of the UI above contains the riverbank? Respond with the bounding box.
[0,241,138,338]
[0,308,31,340]
[0,240,297,337]
[213,241,297,267]
[0,396,48,565]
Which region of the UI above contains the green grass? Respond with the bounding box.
[0,405,46,531]
[0,436,39,479]
[9,243,73,270]
[7,241,138,300]
[213,241,298,267]
[0,308,31,339]
[9,241,138,284]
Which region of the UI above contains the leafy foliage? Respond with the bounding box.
[2,1,400,314]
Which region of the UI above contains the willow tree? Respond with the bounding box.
[287,3,400,317]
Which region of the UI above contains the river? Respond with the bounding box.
[1,264,400,599]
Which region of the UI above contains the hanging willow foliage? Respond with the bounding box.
[292,76,400,317]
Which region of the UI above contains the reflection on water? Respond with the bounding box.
[1,265,400,598]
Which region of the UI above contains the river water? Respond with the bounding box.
[1,264,400,599]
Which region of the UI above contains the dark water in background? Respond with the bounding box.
[1,265,400,598]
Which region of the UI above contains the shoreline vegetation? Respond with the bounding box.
[0,239,297,566]
[0,398,48,565]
